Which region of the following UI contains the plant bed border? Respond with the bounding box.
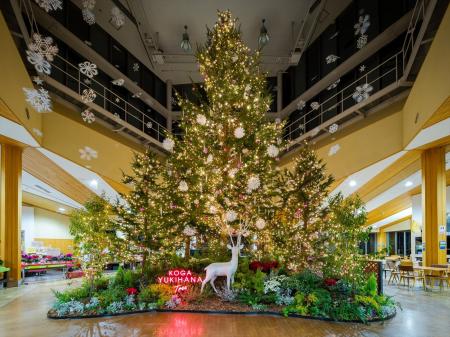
[47,307,396,323]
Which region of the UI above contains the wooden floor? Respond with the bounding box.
[1,280,450,337]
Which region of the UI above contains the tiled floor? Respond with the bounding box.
[1,279,449,337]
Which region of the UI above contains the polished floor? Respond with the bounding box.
[1,279,449,337]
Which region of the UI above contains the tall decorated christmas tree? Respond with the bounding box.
[162,11,284,254]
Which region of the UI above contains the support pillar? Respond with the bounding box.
[421,147,446,266]
[0,144,22,286]
[377,228,386,253]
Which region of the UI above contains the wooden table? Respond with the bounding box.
[414,266,449,289]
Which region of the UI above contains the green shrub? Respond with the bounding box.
[362,274,378,297]
[53,284,90,303]
[98,286,127,307]
[291,270,322,293]
[113,267,140,288]
[138,284,173,305]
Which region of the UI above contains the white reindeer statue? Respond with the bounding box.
[201,230,244,293]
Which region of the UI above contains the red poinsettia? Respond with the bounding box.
[324,278,338,287]
[126,287,138,295]
[249,260,279,273]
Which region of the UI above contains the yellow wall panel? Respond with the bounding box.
[33,238,74,254]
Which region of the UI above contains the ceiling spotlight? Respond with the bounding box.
[89,179,98,189]
[349,180,357,187]
[258,19,269,48]
[58,207,65,212]
[180,25,192,52]
[404,181,413,187]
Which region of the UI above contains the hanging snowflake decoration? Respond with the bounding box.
[255,218,266,230]
[297,100,305,110]
[83,78,92,85]
[34,0,63,13]
[162,138,175,152]
[325,54,340,64]
[247,175,261,192]
[132,63,140,72]
[267,144,279,158]
[359,64,366,72]
[352,83,373,103]
[79,61,98,78]
[183,226,197,237]
[328,144,341,156]
[354,14,370,35]
[327,78,340,90]
[28,33,58,62]
[114,97,120,103]
[145,121,152,129]
[357,34,368,49]
[234,127,245,139]
[82,8,96,26]
[23,87,52,113]
[228,168,238,178]
[81,109,95,123]
[111,78,124,86]
[178,180,188,192]
[329,123,339,134]
[111,6,125,28]
[32,76,44,85]
[81,88,96,103]
[79,146,98,160]
[132,92,142,98]
[310,101,320,110]
[32,128,43,137]
[113,113,121,121]
[26,50,51,74]
[82,0,96,10]
[196,114,207,125]
[225,210,237,222]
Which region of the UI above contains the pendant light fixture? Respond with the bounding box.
[258,19,269,48]
[180,25,192,52]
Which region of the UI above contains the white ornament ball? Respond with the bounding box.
[162,138,175,152]
[178,180,188,192]
[267,144,279,158]
[209,205,217,214]
[206,154,213,164]
[196,114,207,125]
[234,127,245,139]
[255,218,266,230]
[225,210,237,222]
[247,175,261,191]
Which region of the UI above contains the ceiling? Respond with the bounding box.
[94,0,351,83]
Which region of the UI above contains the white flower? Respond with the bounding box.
[352,83,373,102]
[81,109,95,123]
[234,127,245,139]
[111,78,124,86]
[206,154,213,164]
[196,114,207,125]
[296,100,305,110]
[357,34,368,49]
[267,144,279,158]
[310,101,320,110]
[228,168,238,178]
[225,210,237,222]
[247,175,260,192]
[23,87,52,113]
[255,218,266,230]
[325,54,339,64]
[354,14,370,35]
[178,180,188,192]
[328,123,339,134]
[28,33,58,62]
[79,61,98,78]
[34,0,63,13]
[328,144,340,156]
[79,146,98,160]
[183,226,196,237]
[111,6,125,28]
[26,50,51,74]
[162,138,175,152]
[81,88,96,103]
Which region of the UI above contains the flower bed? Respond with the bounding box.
[48,265,397,323]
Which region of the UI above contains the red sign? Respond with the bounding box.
[157,269,203,285]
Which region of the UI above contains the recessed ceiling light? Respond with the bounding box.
[349,180,357,187]
[89,179,98,189]
[404,181,413,187]
[58,207,65,212]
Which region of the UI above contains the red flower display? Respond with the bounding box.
[324,278,338,287]
[249,260,279,273]
[126,287,138,295]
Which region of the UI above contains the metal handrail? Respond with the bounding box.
[283,51,403,141]
[49,53,167,142]
[402,0,426,72]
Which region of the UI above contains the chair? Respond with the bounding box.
[427,265,449,289]
[387,260,400,285]
[399,265,425,289]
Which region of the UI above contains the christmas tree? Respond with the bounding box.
[162,11,284,254]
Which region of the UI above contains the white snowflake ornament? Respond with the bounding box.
[28,33,58,61]
[209,205,217,214]
[111,7,125,28]
[231,55,238,62]
[79,61,98,78]
[310,102,320,110]
[34,0,62,13]
[357,34,368,49]
[79,146,98,160]
[329,123,339,134]
[178,180,188,192]
[354,14,370,35]
[162,138,175,152]
[145,121,152,129]
[267,144,279,158]
[81,109,95,123]
[225,210,237,222]
[82,0,96,10]
[82,8,96,25]
[255,218,266,230]
[196,114,207,125]
[327,79,340,90]
[26,50,51,74]
[111,78,124,86]
[32,76,44,85]
[23,87,52,113]
[81,88,96,103]
[359,65,366,72]
[328,144,341,156]
[297,100,306,110]
[234,127,245,139]
[325,54,340,64]
[247,175,261,192]
[352,83,373,103]
[132,63,140,72]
